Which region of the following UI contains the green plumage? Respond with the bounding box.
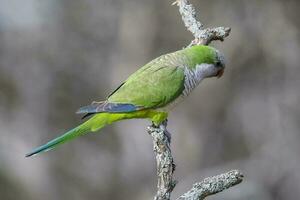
[108,45,216,108]
[26,45,221,157]
[108,65,185,108]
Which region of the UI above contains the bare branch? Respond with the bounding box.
[148,121,243,200]
[173,0,231,45]
[148,120,177,200]
[176,170,244,200]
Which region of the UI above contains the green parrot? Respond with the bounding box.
[26,45,225,157]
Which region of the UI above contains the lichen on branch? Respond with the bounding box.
[177,170,244,200]
[148,121,177,200]
[173,0,231,45]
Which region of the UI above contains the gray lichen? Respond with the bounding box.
[148,121,243,200]
[148,121,177,200]
[177,170,244,200]
[173,0,231,45]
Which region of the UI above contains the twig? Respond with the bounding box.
[173,0,231,45]
[177,170,244,200]
[148,120,177,200]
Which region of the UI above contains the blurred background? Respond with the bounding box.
[0,0,299,199]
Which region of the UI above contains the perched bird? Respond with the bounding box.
[26,45,225,157]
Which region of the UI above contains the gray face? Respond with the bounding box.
[211,50,225,78]
[191,49,226,80]
[215,49,226,69]
[198,50,225,79]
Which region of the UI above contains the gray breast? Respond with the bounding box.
[182,64,209,97]
[157,64,211,112]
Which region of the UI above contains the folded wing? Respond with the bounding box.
[77,53,185,118]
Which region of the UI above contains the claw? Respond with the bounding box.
[172,0,180,6]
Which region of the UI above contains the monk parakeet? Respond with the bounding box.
[26,45,225,157]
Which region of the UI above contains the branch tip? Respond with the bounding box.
[177,170,244,200]
[175,0,231,45]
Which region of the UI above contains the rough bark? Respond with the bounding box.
[177,170,243,200]
[173,0,231,46]
[148,121,177,200]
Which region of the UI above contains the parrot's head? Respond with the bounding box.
[193,46,226,79]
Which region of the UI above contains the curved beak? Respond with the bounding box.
[216,68,224,79]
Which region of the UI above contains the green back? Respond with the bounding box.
[108,45,216,109]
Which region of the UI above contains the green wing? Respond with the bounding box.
[107,54,185,109]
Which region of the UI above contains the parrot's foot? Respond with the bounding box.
[147,125,161,134]
[91,101,104,105]
[147,120,171,143]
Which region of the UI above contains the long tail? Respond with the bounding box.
[25,113,116,157]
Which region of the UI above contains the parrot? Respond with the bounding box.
[26,45,225,157]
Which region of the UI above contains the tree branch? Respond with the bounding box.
[148,121,243,200]
[147,1,241,200]
[148,120,177,200]
[173,0,231,45]
[177,170,244,200]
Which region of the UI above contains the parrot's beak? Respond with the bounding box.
[216,68,224,78]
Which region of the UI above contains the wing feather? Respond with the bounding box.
[77,101,143,114]
[107,53,185,109]
[77,52,185,117]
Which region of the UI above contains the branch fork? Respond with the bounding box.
[173,0,231,45]
[148,122,243,200]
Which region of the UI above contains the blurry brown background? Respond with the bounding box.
[0,0,299,199]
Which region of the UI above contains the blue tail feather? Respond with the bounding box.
[26,127,82,157]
